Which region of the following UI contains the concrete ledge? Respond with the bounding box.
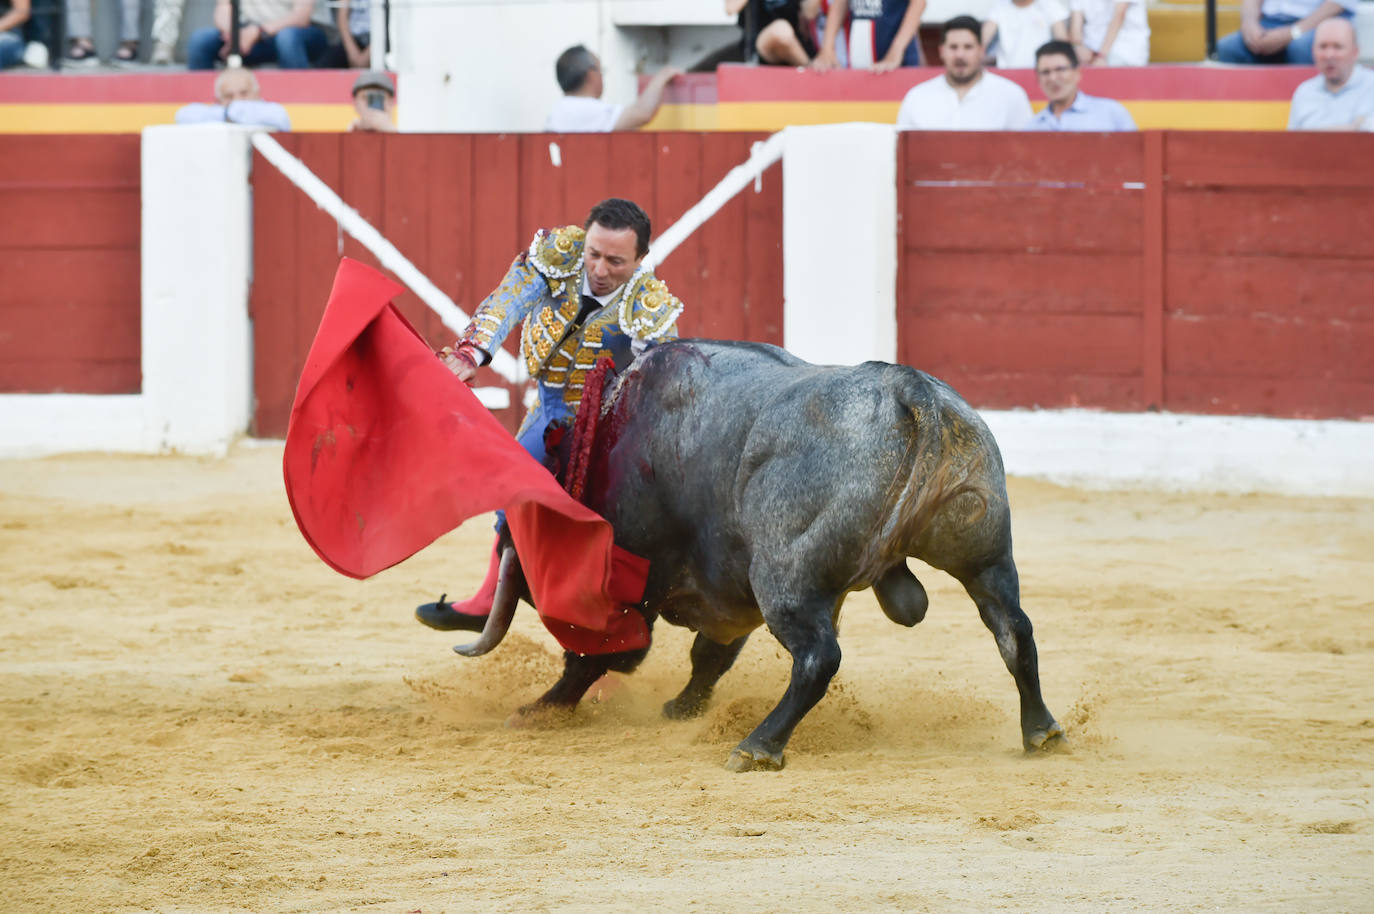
[984,409,1374,498]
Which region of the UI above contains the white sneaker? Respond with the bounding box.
[22,40,48,69]
[150,41,174,65]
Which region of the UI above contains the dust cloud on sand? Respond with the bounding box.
[1,445,1371,912]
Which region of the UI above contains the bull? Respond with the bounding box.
[419,340,1064,771]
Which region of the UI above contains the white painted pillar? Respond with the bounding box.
[781,123,898,366]
[140,124,255,454]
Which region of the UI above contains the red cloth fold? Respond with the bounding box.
[283,258,649,655]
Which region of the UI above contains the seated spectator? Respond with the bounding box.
[728,0,818,67]
[20,1,50,68]
[1069,0,1149,66]
[1027,40,1137,129]
[348,69,397,132]
[150,0,187,65]
[0,0,30,69]
[174,66,292,131]
[821,0,924,71]
[65,0,141,64]
[1288,19,1374,129]
[1216,0,1355,65]
[318,0,371,69]
[187,0,325,70]
[983,0,1070,69]
[809,0,848,70]
[897,16,1032,129]
[545,44,682,132]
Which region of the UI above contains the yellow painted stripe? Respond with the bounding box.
[641,103,719,131]
[699,99,1292,131]
[0,103,360,134]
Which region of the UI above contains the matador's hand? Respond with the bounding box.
[438,343,479,384]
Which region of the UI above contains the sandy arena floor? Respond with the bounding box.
[1,444,1371,913]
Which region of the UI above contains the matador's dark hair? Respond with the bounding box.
[585,198,651,259]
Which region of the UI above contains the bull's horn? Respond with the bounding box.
[453,546,520,657]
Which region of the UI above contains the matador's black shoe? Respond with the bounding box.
[415,594,488,632]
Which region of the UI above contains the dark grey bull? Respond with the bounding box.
[419,340,1064,771]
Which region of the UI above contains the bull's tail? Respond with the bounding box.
[864,372,990,570]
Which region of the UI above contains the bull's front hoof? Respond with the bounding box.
[725,746,785,773]
[662,694,707,720]
[507,703,576,730]
[1024,720,1069,753]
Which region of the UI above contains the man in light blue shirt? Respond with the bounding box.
[1026,40,1136,131]
[174,66,292,132]
[1289,18,1374,129]
[1216,0,1357,65]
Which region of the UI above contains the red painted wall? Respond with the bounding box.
[0,135,141,394]
[249,132,784,438]
[898,130,1374,420]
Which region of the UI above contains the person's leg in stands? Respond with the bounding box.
[271,25,325,68]
[113,0,141,60]
[150,0,186,63]
[186,26,223,69]
[63,0,97,61]
[1216,15,1291,63]
[0,28,24,68]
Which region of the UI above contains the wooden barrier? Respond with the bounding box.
[0,135,141,394]
[2,129,1367,431]
[897,130,1374,420]
[248,131,784,437]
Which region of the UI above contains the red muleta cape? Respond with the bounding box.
[282,258,650,655]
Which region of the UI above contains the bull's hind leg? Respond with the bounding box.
[960,556,1064,751]
[726,599,841,772]
[663,633,750,720]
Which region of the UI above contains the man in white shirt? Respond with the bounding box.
[983,0,1070,69]
[1288,18,1374,129]
[545,44,683,133]
[1069,0,1149,65]
[896,16,1033,130]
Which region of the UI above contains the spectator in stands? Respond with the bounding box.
[150,0,187,64]
[174,66,292,131]
[1068,0,1150,65]
[1216,0,1355,64]
[545,45,683,132]
[896,16,1033,129]
[187,0,325,70]
[983,0,1070,69]
[318,0,372,69]
[818,0,924,71]
[348,69,397,132]
[1027,40,1137,129]
[0,0,29,69]
[728,0,818,66]
[65,0,141,63]
[1288,18,1374,129]
[20,2,49,68]
[808,0,849,69]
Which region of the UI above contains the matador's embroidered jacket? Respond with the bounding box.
[458,225,683,418]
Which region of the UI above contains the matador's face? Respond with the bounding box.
[584,223,642,297]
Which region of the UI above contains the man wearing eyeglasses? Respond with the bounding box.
[1026,39,1136,131]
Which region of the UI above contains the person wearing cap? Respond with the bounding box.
[174,66,292,131]
[350,70,397,133]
